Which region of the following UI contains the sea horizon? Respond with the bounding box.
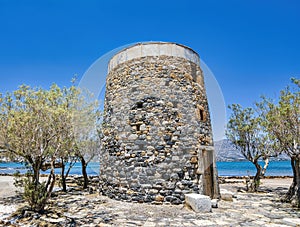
[0,160,293,177]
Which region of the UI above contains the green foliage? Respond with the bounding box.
[14,172,48,212]
[0,82,88,212]
[0,80,102,210]
[226,104,275,162]
[226,104,276,191]
[72,89,101,189]
[24,176,49,212]
[257,78,300,206]
[228,77,299,203]
[259,78,299,158]
[227,104,260,161]
[13,170,23,188]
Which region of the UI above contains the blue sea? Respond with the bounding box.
[216,161,292,177]
[0,162,100,176]
[0,161,293,177]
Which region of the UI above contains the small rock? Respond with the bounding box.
[211,199,218,208]
[155,195,164,202]
[141,184,152,189]
[190,156,198,164]
[155,145,165,151]
[140,124,147,131]
[170,173,179,181]
[124,153,131,158]
[166,182,176,190]
[40,217,65,223]
[153,184,162,190]
[171,198,182,205]
[149,189,159,194]
[128,134,138,140]
[165,195,176,202]
[220,189,234,202]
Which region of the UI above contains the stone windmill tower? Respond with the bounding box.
[100,42,219,204]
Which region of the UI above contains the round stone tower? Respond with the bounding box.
[100,42,219,204]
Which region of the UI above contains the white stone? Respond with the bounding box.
[172,156,180,161]
[140,124,147,131]
[147,146,155,151]
[193,220,215,226]
[220,189,234,201]
[185,194,212,213]
[211,199,218,208]
[282,218,300,225]
[128,134,138,140]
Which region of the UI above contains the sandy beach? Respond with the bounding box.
[0,176,299,226]
[0,176,18,198]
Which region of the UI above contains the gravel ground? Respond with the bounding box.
[0,176,299,226]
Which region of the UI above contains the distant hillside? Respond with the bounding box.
[214,139,245,162]
[214,139,289,162]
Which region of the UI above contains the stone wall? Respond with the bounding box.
[100,43,218,204]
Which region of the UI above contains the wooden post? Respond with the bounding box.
[199,146,220,199]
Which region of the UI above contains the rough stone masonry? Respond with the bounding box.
[100,42,219,204]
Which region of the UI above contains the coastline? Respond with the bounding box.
[0,160,294,177]
[0,172,294,179]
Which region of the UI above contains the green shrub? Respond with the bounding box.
[14,172,49,213]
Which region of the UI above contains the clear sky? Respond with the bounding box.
[0,0,299,109]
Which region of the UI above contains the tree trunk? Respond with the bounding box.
[80,156,88,189]
[261,158,269,177]
[61,158,67,192]
[285,157,297,201]
[33,158,41,188]
[251,159,262,192]
[285,157,300,207]
[60,157,78,192]
[40,159,56,212]
[33,166,39,185]
[296,158,300,208]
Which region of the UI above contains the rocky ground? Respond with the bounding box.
[0,177,299,226]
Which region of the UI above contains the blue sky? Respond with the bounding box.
[0,0,299,109]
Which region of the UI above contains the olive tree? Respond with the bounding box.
[226,104,275,191]
[258,78,300,207]
[72,91,100,189]
[0,84,74,212]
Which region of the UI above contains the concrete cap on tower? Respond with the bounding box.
[108,42,200,72]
